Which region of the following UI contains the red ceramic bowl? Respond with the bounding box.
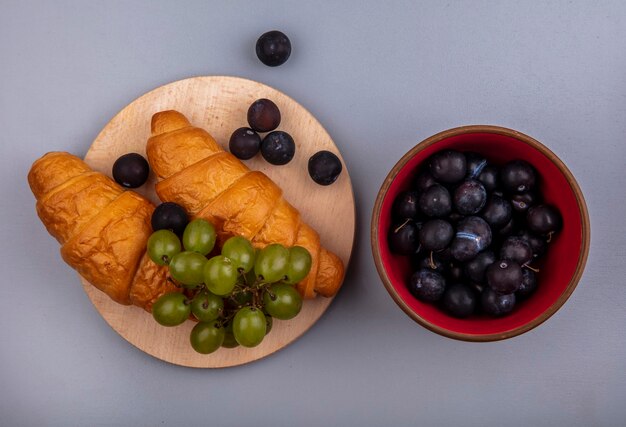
[371,125,590,341]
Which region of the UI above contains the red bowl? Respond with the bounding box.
[371,125,590,341]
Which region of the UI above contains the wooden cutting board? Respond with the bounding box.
[81,76,355,368]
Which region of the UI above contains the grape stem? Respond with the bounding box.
[394,218,411,234]
[166,276,182,288]
[523,263,540,273]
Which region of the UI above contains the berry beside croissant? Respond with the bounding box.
[27,111,345,312]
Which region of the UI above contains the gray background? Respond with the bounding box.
[1,1,625,426]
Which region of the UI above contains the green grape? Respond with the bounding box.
[190,290,223,322]
[238,266,256,286]
[152,292,190,326]
[203,255,238,296]
[265,315,273,335]
[182,219,216,255]
[221,236,256,273]
[263,283,303,320]
[226,288,253,309]
[190,321,224,354]
[169,251,207,287]
[233,307,266,347]
[285,246,312,284]
[221,321,239,349]
[147,230,181,266]
[254,243,289,283]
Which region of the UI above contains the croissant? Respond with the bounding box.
[28,152,178,310]
[147,110,345,299]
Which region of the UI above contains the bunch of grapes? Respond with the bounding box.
[146,217,311,354]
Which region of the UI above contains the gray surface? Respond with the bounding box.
[1,1,625,426]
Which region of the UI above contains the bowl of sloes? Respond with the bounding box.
[371,125,590,341]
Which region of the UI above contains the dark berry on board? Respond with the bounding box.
[392,191,420,220]
[486,260,523,294]
[527,204,562,236]
[308,150,343,185]
[256,30,291,67]
[247,98,281,132]
[481,195,513,229]
[151,202,189,236]
[428,150,467,184]
[453,179,487,215]
[261,131,295,165]
[418,219,454,251]
[481,287,516,317]
[464,250,496,283]
[408,269,446,302]
[229,127,261,160]
[442,283,477,318]
[501,160,536,194]
[112,153,150,188]
[419,184,452,217]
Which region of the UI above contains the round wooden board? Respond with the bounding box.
[81,76,355,368]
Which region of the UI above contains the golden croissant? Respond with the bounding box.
[27,111,344,310]
[27,152,177,310]
[147,110,344,299]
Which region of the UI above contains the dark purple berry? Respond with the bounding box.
[447,262,465,282]
[112,153,150,188]
[453,179,487,215]
[256,30,291,67]
[527,204,562,235]
[477,164,499,192]
[511,192,538,214]
[229,127,261,160]
[450,216,492,262]
[419,184,452,217]
[308,150,342,185]
[408,269,446,302]
[497,218,518,239]
[486,260,523,294]
[247,99,281,132]
[418,219,454,251]
[261,131,295,165]
[500,236,533,265]
[464,250,496,283]
[428,150,467,184]
[464,152,488,179]
[392,191,420,220]
[388,221,421,255]
[151,202,188,236]
[501,160,536,193]
[414,170,437,193]
[481,195,513,229]
[517,269,538,298]
[442,283,477,318]
[412,254,446,274]
[517,230,547,259]
[481,287,516,316]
